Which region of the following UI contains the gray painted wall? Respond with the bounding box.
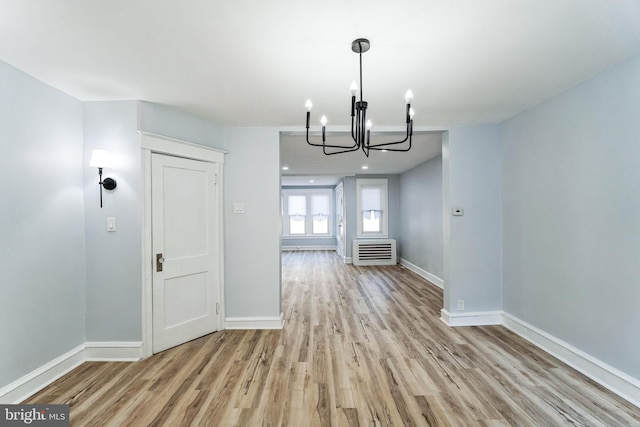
[443,126,502,314]
[343,176,357,259]
[399,156,443,279]
[82,101,229,342]
[501,54,640,379]
[83,101,143,341]
[224,128,282,318]
[4,48,638,402]
[0,61,85,386]
[138,101,225,149]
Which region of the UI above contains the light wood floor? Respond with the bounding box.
[26,250,640,426]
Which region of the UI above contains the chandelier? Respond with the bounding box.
[305,38,414,157]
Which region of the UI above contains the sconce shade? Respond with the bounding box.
[89,149,113,168]
[90,148,117,208]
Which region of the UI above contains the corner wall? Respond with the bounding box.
[501,54,640,381]
[399,156,444,284]
[83,101,143,341]
[223,128,282,321]
[0,61,85,388]
[442,126,502,322]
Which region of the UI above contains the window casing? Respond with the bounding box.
[282,189,334,237]
[356,179,388,238]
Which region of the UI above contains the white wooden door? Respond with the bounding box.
[335,182,345,259]
[152,153,221,353]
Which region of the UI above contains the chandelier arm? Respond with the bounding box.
[362,140,370,157]
[322,144,361,155]
[361,106,367,144]
[351,113,357,143]
[368,122,413,152]
[306,132,360,149]
[306,114,359,149]
[366,134,408,148]
[352,108,362,147]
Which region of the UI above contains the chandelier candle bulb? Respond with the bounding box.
[405,89,414,103]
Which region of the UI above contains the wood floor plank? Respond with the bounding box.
[23,250,640,426]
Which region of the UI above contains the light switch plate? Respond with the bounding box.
[233,203,245,214]
[107,217,116,231]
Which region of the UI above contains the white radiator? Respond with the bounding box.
[352,239,397,266]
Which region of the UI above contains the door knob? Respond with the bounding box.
[156,253,165,272]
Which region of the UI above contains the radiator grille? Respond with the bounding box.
[352,239,397,266]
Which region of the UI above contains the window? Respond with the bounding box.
[357,179,388,237]
[288,194,307,234]
[282,189,334,237]
[311,194,330,234]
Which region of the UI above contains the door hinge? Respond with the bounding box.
[214,174,218,185]
[216,303,219,315]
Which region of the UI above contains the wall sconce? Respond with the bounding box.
[89,149,117,208]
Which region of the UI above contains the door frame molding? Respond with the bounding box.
[140,131,226,358]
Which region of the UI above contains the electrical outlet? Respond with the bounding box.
[457,299,464,311]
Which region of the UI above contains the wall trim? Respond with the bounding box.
[0,345,85,404]
[502,312,640,408]
[225,313,284,330]
[438,309,640,408]
[399,258,444,289]
[440,309,503,326]
[344,257,353,264]
[281,246,336,251]
[85,342,143,362]
[139,131,226,161]
[0,341,142,404]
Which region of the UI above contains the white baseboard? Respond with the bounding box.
[0,345,85,404]
[502,312,640,408]
[85,341,143,362]
[399,258,444,289]
[225,313,284,330]
[0,342,142,404]
[439,309,640,407]
[344,257,353,264]
[281,246,336,251]
[440,309,503,326]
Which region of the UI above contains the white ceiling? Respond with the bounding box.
[281,131,442,186]
[2,1,639,180]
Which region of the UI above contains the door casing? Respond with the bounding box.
[141,132,226,358]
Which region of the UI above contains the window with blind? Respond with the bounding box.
[282,189,334,237]
[356,178,388,237]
